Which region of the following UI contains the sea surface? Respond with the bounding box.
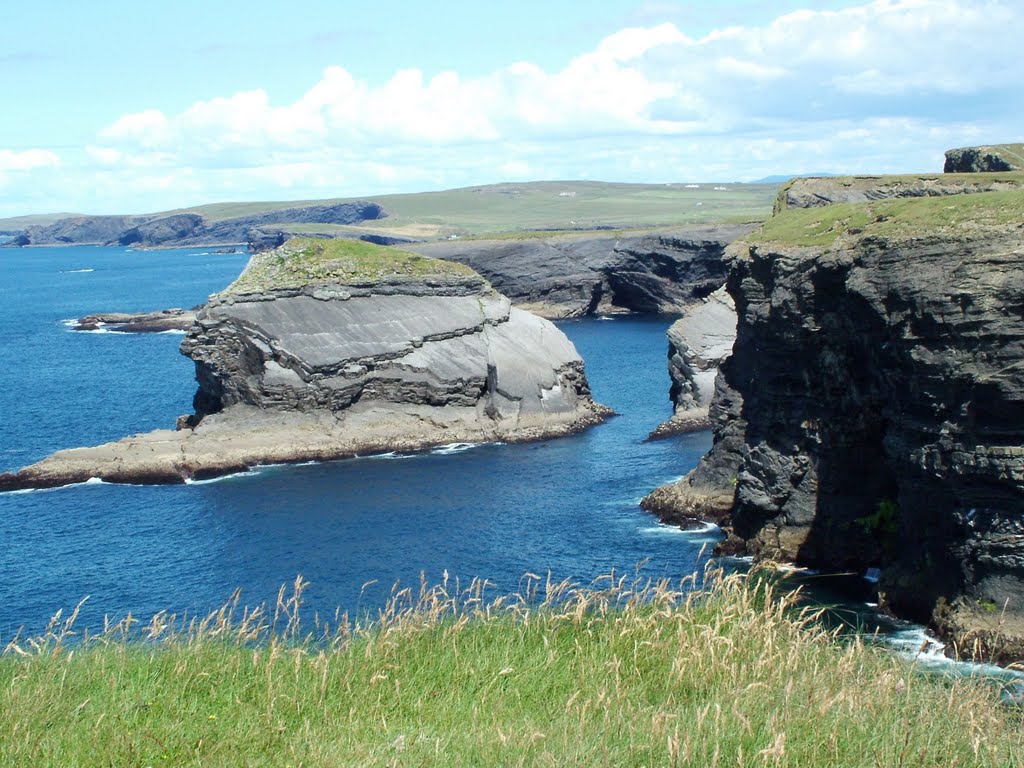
[0,245,716,636]
[1,245,1021,701]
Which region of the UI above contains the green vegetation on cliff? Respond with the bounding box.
[754,186,1024,247]
[1,569,1020,767]
[224,237,480,294]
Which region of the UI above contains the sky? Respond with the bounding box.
[1,0,1021,216]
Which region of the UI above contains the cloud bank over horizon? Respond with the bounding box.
[2,0,1021,216]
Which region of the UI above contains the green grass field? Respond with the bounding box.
[754,185,1024,247]
[2,567,1020,767]
[0,181,779,240]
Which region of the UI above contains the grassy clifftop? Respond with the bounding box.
[223,237,480,294]
[754,185,1024,247]
[1,568,1020,766]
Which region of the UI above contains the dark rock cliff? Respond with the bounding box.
[7,202,387,247]
[945,144,1024,173]
[774,173,1024,213]
[646,186,1024,662]
[408,224,754,317]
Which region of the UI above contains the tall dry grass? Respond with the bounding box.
[1,564,1021,766]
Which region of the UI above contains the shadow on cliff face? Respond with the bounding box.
[723,235,1024,637]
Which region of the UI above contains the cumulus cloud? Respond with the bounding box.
[8,0,1022,214]
[0,149,60,172]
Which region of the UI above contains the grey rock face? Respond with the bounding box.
[6,202,387,247]
[648,287,737,438]
[775,174,1024,212]
[181,282,594,425]
[944,145,1022,173]
[408,225,754,318]
[17,215,144,245]
[681,233,1024,659]
[0,242,608,492]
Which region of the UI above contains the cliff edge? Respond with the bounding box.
[0,239,609,490]
[646,179,1024,662]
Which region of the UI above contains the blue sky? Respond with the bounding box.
[1,0,1020,216]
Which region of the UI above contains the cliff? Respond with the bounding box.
[0,239,608,490]
[774,172,1024,213]
[407,224,754,318]
[646,183,1024,662]
[944,143,1024,173]
[648,287,736,438]
[7,202,387,247]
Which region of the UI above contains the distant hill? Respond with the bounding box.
[750,173,839,184]
[0,212,81,233]
[0,180,780,248]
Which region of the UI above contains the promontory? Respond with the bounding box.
[646,169,1024,662]
[0,238,610,490]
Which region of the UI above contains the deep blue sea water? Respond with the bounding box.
[2,245,1021,700]
[0,245,717,636]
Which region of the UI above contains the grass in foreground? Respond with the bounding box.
[2,567,1021,767]
[224,237,479,294]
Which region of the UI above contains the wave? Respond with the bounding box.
[431,442,479,455]
[183,469,262,485]
[639,521,722,536]
[157,329,187,335]
[60,268,94,273]
[2,476,110,495]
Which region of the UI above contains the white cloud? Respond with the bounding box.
[0,149,60,172]
[4,0,1022,215]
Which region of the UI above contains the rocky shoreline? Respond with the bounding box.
[1,238,611,491]
[644,167,1024,663]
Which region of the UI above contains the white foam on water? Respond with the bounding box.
[61,268,94,273]
[431,442,479,455]
[183,469,262,485]
[157,329,187,335]
[639,521,721,536]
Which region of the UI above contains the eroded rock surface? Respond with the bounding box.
[0,239,608,490]
[775,173,1024,212]
[944,144,1024,173]
[648,287,736,438]
[407,225,754,318]
[646,182,1024,662]
[72,308,197,333]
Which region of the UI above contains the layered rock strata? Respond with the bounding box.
[407,225,754,318]
[775,172,1024,212]
[646,186,1024,661]
[944,144,1024,173]
[648,287,736,439]
[0,239,609,490]
[72,308,197,333]
[7,202,386,247]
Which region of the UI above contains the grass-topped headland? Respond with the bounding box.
[753,186,1024,248]
[223,237,481,294]
[1,567,1021,767]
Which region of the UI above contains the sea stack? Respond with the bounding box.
[0,238,609,490]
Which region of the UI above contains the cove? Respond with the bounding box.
[0,246,715,636]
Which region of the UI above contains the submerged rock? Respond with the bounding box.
[71,308,197,333]
[646,175,1024,662]
[0,239,609,490]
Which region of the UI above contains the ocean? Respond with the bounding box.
[0,245,714,635]
[1,244,1020,701]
